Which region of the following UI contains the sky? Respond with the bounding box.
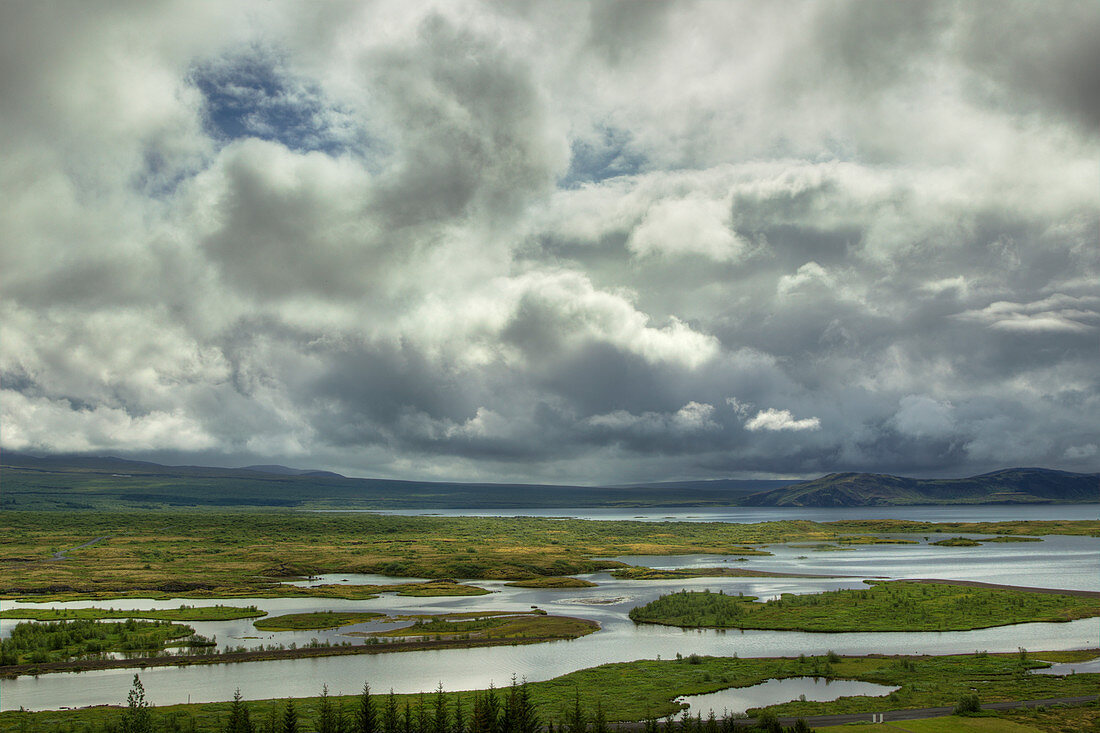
[1,1,1098,484]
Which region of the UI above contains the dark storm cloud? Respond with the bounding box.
[956,1,1100,134]
[1,1,1097,482]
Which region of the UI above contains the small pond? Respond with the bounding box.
[1031,657,1100,676]
[675,677,898,716]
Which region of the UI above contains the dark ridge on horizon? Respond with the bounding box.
[1,452,1096,510]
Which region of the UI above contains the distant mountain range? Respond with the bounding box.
[0,452,1095,510]
[739,468,1098,507]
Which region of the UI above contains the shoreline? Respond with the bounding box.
[0,628,597,678]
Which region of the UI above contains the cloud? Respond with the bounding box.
[892,395,955,438]
[627,195,746,262]
[745,408,821,433]
[953,295,1100,334]
[1,1,1097,483]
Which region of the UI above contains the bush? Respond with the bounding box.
[954,694,981,715]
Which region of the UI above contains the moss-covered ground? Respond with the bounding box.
[629,581,1100,632]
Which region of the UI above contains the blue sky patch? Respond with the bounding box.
[560,126,647,187]
[191,50,350,155]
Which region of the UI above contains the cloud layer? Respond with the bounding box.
[2,1,1097,483]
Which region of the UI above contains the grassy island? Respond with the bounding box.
[0,604,264,622]
[628,581,1100,632]
[931,537,982,546]
[0,618,197,665]
[504,576,597,588]
[253,611,384,631]
[610,566,855,580]
[369,612,597,641]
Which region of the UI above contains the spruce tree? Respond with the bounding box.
[470,686,500,733]
[225,688,255,733]
[416,693,431,733]
[281,699,299,733]
[265,701,280,733]
[563,689,585,733]
[469,691,486,733]
[507,678,537,733]
[590,700,608,733]
[355,682,377,733]
[433,684,449,733]
[451,694,466,733]
[317,684,340,733]
[382,690,400,733]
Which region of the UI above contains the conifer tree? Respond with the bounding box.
[356,682,377,733]
[225,688,255,733]
[590,700,608,733]
[470,686,499,733]
[265,702,280,733]
[469,691,486,733]
[506,677,538,733]
[317,684,340,733]
[416,692,431,733]
[281,699,299,733]
[433,684,449,733]
[451,694,466,733]
[563,689,586,733]
[382,691,400,733]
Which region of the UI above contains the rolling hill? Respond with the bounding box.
[0,453,1095,510]
[739,468,1099,507]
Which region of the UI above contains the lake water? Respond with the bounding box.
[352,504,1100,523]
[676,677,899,716]
[2,504,1098,712]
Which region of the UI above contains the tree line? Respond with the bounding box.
[109,674,814,733]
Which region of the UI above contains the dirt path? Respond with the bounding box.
[49,536,110,561]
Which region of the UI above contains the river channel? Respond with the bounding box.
[2,505,1097,712]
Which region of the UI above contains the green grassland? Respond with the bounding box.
[1,650,1095,732]
[252,610,384,631]
[931,537,983,546]
[628,581,1100,632]
[0,604,264,622]
[816,716,1047,732]
[1002,701,1100,732]
[251,608,581,635]
[371,613,597,640]
[4,512,1096,601]
[610,567,850,580]
[503,576,598,588]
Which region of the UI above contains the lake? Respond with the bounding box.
[2,504,1098,712]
